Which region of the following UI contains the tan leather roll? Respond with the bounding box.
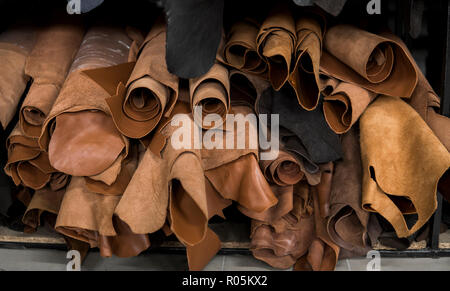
[322,77,378,134]
[321,25,418,98]
[288,15,323,110]
[190,62,230,129]
[0,26,35,129]
[260,150,305,187]
[256,4,296,90]
[107,21,179,139]
[40,26,133,177]
[20,20,85,138]
[360,96,450,238]
[223,18,267,75]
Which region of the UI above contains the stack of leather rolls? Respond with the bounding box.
[1,5,449,271]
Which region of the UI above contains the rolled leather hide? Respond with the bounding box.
[190,62,230,130]
[321,25,418,98]
[360,96,450,238]
[0,25,35,129]
[40,26,133,177]
[106,20,179,139]
[20,19,85,138]
[322,76,378,134]
[256,4,296,90]
[223,18,267,76]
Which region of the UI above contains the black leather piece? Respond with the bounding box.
[66,0,104,13]
[159,0,224,79]
[292,0,348,16]
[258,87,342,164]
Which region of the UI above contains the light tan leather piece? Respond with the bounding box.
[55,177,120,247]
[20,21,85,137]
[229,70,271,108]
[322,78,378,134]
[257,4,296,90]
[113,103,191,235]
[360,96,450,238]
[321,25,418,98]
[22,187,65,230]
[4,124,65,190]
[294,188,340,271]
[0,26,36,129]
[107,21,179,139]
[288,15,323,110]
[223,18,267,75]
[327,127,378,255]
[190,62,230,129]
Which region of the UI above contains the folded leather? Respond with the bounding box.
[107,21,179,139]
[20,20,85,137]
[0,26,36,129]
[322,76,378,134]
[22,186,65,230]
[321,25,418,98]
[327,127,381,256]
[257,4,296,90]
[294,186,340,271]
[40,26,133,177]
[223,18,267,75]
[4,124,68,190]
[360,96,450,238]
[250,182,314,269]
[288,14,324,110]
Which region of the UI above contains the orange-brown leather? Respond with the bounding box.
[288,15,323,110]
[98,216,151,258]
[40,26,133,177]
[317,162,333,219]
[327,127,377,255]
[22,187,65,230]
[107,21,179,139]
[0,26,36,129]
[222,18,267,76]
[256,4,296,90]
[294,188,340,271]
[322,76,378,134]
[20,20,84,137]
[321,25,418,98]
[360,96,450,238]
[186,228,222,271]
[190,62,230,130]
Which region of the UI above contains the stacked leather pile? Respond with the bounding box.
[1,4,449,271]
